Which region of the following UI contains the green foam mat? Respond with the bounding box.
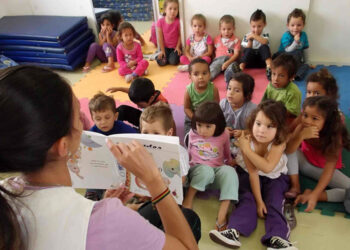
[299,116,350,218]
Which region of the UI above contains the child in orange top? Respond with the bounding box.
[210,15,241,82]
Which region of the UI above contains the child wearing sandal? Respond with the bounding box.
[183,101,239,232]
[210,100,298,250]
[83,12,118,73]
[117,22,149,83]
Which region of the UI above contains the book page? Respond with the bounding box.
[69,131,183,204]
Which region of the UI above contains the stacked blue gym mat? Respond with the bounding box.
[0,16,95,70]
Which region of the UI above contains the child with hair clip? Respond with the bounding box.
[275,8,310,80]
[210,15,241,82]
[83,12,119,73]
[156,0,182,66]
[210,100,298,250]
[108,10,146,45]
[178,14,214,72]
[184,58,220,135]
[183,101,239,232]
[240,9,272,80]
[262,53,302,125]
[286,96,350,215]
[220,72,256,139]
[117,22,149,83]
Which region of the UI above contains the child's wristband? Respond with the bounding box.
[152,187,170,208]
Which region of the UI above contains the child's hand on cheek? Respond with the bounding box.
[294,33,300,42]
[301,126,319,140]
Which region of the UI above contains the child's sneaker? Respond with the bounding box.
[284,200,297,230]
[267,236,298,250]
[209,228,241,248]
[177,65,189,72]
[231,62,241,73]
[266,67,272,81]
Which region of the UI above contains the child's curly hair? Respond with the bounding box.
[246,100,288,145]
[306,68,339,101]
[302,96,350,155]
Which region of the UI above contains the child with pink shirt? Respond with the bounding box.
[156,0,182,66]
[210,15,241,82]
[178,14,213,72]
[117,22,149,83]
[183,101,239,232]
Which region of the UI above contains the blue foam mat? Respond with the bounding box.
[295,65,350,117]
[20,54,86,71]
[0,16,87,41]
[0,30,94,54]
[4,36,94,64]
[0,23,88,47]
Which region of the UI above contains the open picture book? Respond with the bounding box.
[68,131,183,204]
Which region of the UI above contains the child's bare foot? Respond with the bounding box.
[285,187,301,199]
[102,65,115,73]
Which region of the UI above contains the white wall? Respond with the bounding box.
[1,0,98,35]
[182,0,350,65]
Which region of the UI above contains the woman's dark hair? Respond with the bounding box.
[108,10,123,31]
[228,72,255,101]
[250,9,266,23]
[306,68,339,100]
[0,66,74,250]
[118,21,136,37]
[191,101,226,137]
[302,96,350,155]
[246,100,288,145]
[189,58,209,74]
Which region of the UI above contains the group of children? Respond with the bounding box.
[80,1,350,249]
[83,0,311,86]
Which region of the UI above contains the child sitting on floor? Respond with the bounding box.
[117,22,149,83]
[240,9,272,80]
[107,77,169,129]
[210,100,297,250]
[83,12,118,73]
[183,101,238,232]
[184,58,219,135]
[210,15,241,82]
[178,14,213,72]
[85,92,137,201]
[262,53,301,125]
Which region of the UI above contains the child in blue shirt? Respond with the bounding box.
[275,8,310,80]
[85,92,137,200]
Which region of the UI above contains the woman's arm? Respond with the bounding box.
[107,140,198,250]
[184,91,193,119]
[184,43,192,60]
[237,133,286,173]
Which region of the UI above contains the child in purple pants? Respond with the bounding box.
[209,100,298,250]
[83,12,118,73]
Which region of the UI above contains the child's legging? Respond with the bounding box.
[86,42,116,63]
[118,59,149,76]
[287,150,350,202]
[180,55,211,65]
[228,166,290,245]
